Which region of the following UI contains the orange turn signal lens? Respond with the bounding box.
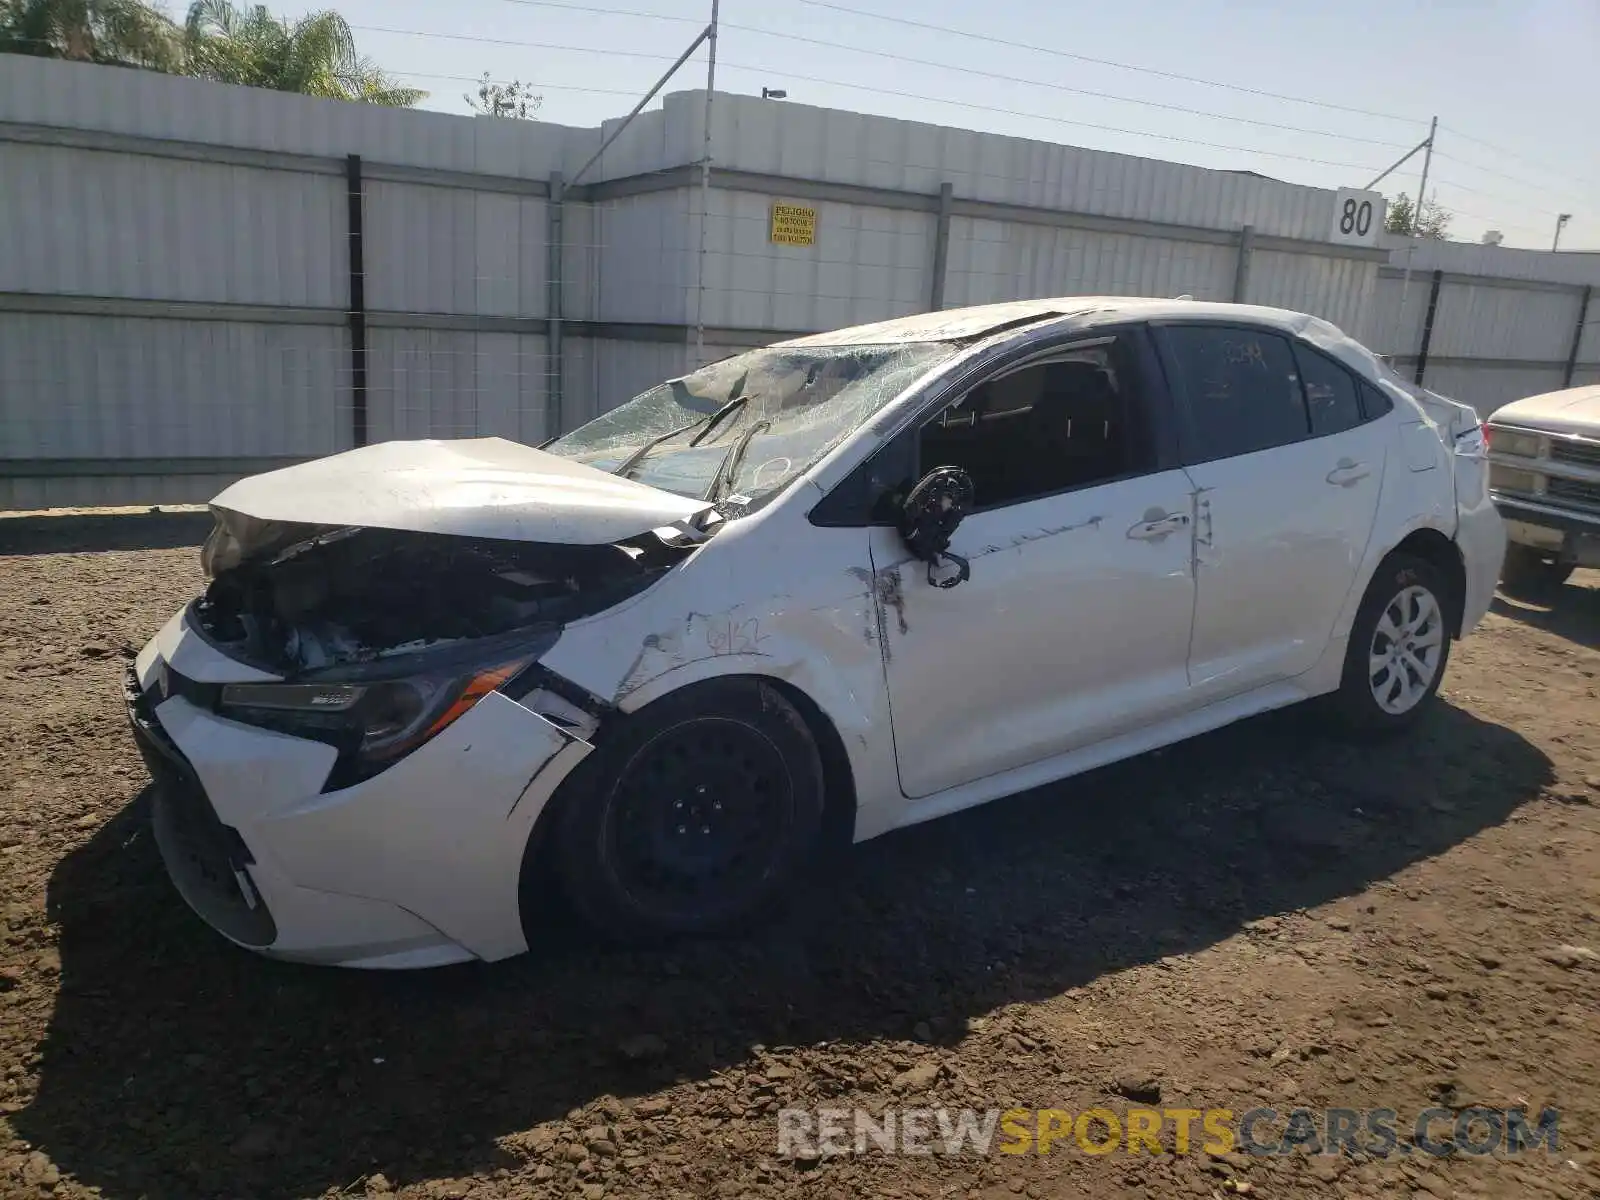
[418,661,525,743]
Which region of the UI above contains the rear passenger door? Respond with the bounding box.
[1154,322,1387,699]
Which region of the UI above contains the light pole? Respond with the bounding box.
[1553,213,1572,252]
[762,87,787,99]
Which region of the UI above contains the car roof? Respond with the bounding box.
[775,296,1331,348]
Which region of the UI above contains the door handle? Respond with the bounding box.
[1128,512,1190,540]
[1326,460,1371,487]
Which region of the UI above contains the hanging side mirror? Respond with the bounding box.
[898,465,974,589]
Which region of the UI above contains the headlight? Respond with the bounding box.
[219,651,533,780]
[1488,426,1541,459]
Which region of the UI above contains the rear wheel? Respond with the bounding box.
[549,677,825,943]
[1499,543,1574,596]
[1330,552,1453,735]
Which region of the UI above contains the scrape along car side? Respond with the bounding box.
[539,490,905,838]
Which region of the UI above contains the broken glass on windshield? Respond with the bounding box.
[544,342,959,504]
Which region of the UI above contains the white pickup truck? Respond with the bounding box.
[1485,383,1600,591]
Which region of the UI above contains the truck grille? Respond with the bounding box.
[1550,438,1600,470]
[1547,477,1600,510]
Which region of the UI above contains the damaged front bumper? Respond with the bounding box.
[127,609,593,968]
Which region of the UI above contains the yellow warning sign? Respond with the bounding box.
[769,203,817,246]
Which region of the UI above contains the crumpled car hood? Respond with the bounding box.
[1492,384,1600,438]
[209,437,712,545]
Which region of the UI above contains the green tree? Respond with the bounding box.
[464,71,541,119]
[182,0,423,105]
[0,0,182,69]
[1386,191,1452,240]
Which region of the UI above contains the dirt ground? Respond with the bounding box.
[1,513,1598,1200]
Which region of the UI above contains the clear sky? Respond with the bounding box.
[328,0,1596,251]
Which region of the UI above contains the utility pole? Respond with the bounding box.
[1413,116,1437,236]
[1553,213,1572,252]
[694,0,720,364]
[1398,115,1437,347]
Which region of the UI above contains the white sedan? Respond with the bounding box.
[126,297,1505,968]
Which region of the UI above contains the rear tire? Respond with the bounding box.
[1330,552,1453,736]
[1499,543,1574,596]
[549,677,825,944]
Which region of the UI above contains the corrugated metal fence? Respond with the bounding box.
[1373,238,1599,414]
[3,57,1597,509]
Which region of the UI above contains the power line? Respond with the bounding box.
[713,21,1417,148]
[491,0,704,20]
[1432,151,1591,207]
[352,24,686,63]
[1439,124,1599,194]
[352,23,1384,172]
[783,0,1420,123]
[710,61,1384,173]
[1427,175,1567,220]
[481,0,1419,147]
[393,70,647,98]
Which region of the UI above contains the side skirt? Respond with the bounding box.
[880,673,1335,839]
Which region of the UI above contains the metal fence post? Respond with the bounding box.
[1565,285,1592,388]
[928,181,953,311]
[547,170,565,437]
[1414,269,1444,386]
[1231,224,1254,303]
[344,154,368,448]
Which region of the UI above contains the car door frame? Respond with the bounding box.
[808,318,1198,800]
[808,319,1186,529]
[1147,316,1394,695]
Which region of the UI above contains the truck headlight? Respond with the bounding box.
[1489,465,1540,495]
[1488,427,1541,458]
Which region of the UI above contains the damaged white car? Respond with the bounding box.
[127,297,1505,968]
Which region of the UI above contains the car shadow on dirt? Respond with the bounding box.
[18,700,1552,1199]
[1491,575,1600,650]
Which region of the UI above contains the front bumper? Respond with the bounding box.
[1493,494,1600,568]
[127,610,592,968]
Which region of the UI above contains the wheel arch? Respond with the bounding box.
[756,675,860,856]
[516,669,861,932]
[1387,526,1468,637]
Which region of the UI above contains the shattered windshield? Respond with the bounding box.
[544,342,959,503]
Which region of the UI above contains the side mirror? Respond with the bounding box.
[898,465,974,589]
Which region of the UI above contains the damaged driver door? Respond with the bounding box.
[867,332,1197,800]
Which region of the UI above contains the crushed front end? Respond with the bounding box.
[125,513,691,967]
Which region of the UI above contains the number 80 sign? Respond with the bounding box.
[1328,188,1386,247]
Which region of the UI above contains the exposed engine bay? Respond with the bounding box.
[194,517,692,675]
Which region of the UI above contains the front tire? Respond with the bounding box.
[549,677,825,943]
[1499,543,1574,596]
[1331,552,1453,735]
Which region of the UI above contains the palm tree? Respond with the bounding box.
[0,0,182,69]
[182,0,423,106]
